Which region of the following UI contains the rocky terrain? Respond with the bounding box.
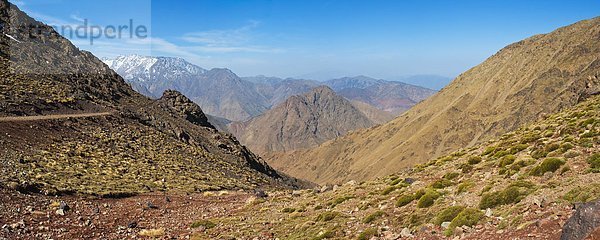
[231,86,376,154]
[269,16,600,185]
[0,0,305,197]
[1,90,598,239]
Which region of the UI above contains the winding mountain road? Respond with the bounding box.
[0,112,113,122]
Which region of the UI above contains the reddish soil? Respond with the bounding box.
[0,187,248,239]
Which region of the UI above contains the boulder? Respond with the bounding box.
[561,200,600,240]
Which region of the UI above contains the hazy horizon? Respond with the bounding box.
[12,0,600,83]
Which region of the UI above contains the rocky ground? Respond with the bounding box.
[0,186,592,240]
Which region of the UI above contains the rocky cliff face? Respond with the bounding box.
[232,86,375,154]
[270,17,600,185]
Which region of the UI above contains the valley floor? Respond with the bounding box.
[0,187,588,240]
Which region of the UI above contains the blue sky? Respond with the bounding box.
[11,0,600,81]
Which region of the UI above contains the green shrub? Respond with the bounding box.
[414,189,427,199]
[563,184,600,203]
[444,208,485,236]
[434,206,466,225]
[357,228,378,240]
[545,143,561,153]
[560,166,571,175]
[482,147,497,156]
[564,150,580,158]
[479,185,530,209]
[312,230,335,240]
[530,158,566,176]
[588,153,600,170]
[444,208,484,236]
[509,144,529,154]
[456,181,475,194]
[493,150,510,158]
[468,156,482,165]
[431,179,454,189]
[443,172,460,180]
[579,138,594,148]
[459,163,474,173]
[520,133,541,144]
[417,190,441,208]
[316,212,339,222]
[395,194,415,207]
[498,155,516,167]
[330,196,354,207]
[363,210,385,224]
[509,160,527,171]
[281,207,296,213]
[191,220,216,229]
[389,178,402,186]
[561,143,575,151]
[382,186,398,195]
[531,149,548,159]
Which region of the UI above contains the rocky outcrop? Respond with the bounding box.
[561,200,600,240]
[157,90,214,129]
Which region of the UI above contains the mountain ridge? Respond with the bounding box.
[268,16,600,185]
[231,86,376,154]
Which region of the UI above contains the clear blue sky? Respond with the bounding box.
[12,0,600,81]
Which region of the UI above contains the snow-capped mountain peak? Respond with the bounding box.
[103,55,206,82]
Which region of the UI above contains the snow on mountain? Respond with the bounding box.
[103,55,206,82]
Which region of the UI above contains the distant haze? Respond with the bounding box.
[13,1,600,84]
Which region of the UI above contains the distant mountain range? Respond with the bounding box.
[104,56,437,123]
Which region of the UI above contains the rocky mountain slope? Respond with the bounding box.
[104,56,269,121]
[0,1,304,196]
[270,17,600,185]
[3,90,597,239]
[231,86,375,154]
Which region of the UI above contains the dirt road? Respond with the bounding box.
[0,112,113,122]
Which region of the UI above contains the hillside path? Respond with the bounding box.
[0,112,113,122]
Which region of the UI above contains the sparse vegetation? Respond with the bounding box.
[456,181,475,194]
[191,220,216,229]
[530,158,566,176]
[139,228,165,237]
[444,208,485,236]
[363,210,385,223]
[468,156,482,165]
[588,153,600,172]
[431,179,454,189]
[312,230,335,240]
[357,228,378,240]
[563,184,600,203]
[479,182,535,209]
[434,206,466,225]
[417,189,441,208]
[316,212,339,222]
[396,194,416,207]
[329,196,354,207]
